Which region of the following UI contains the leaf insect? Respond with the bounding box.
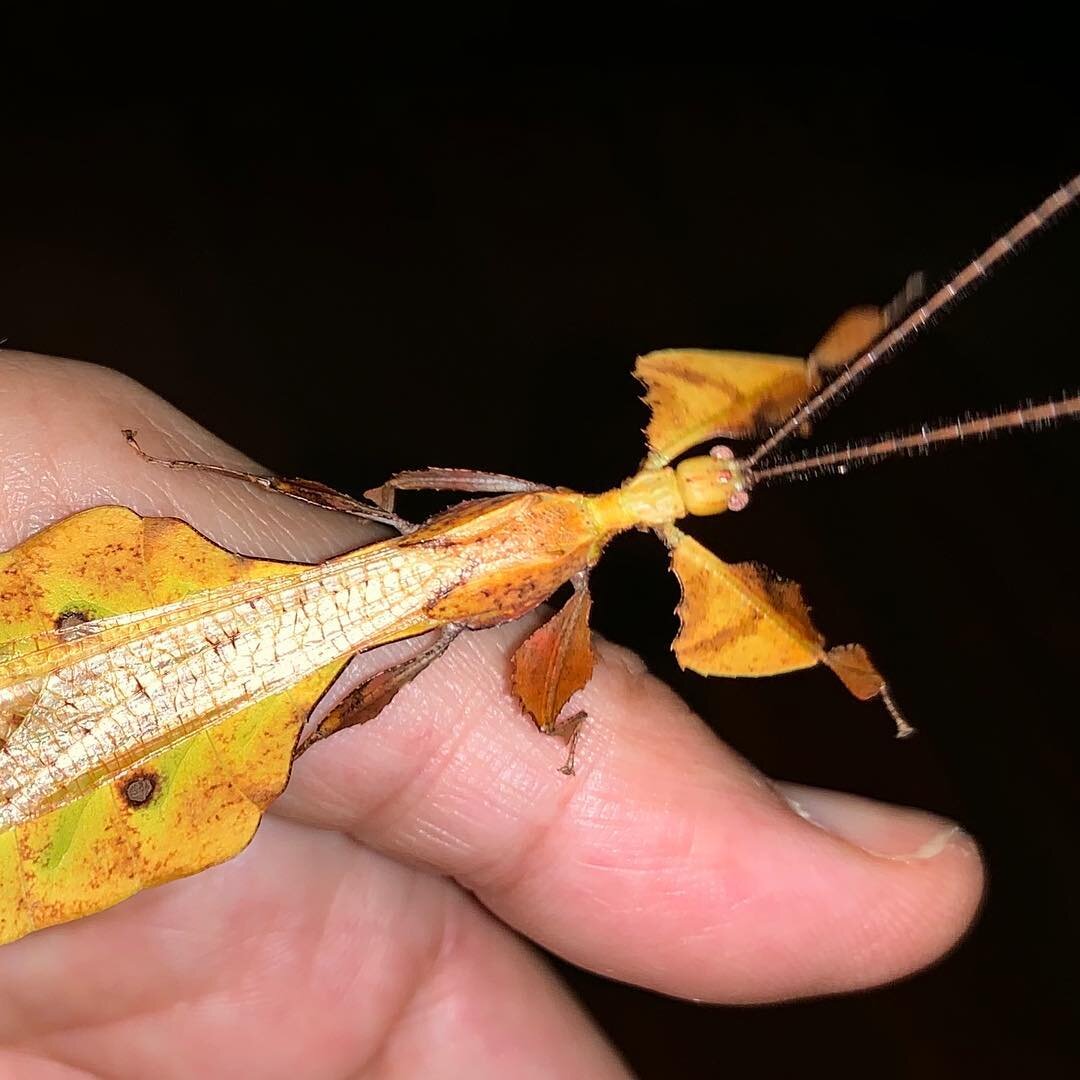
[0,175,1076,945]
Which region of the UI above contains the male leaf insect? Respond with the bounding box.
[0,176,1077,946]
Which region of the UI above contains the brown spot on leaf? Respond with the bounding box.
[55,609,91,632]
[121,771,158,808]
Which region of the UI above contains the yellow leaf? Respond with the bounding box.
[511,586,593,731]
[662,526,823,677]
[662,527,895,718]
[0,507,347,944]
[635,349,810,465]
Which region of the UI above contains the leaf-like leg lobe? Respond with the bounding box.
[662,526,907,733]
[807,273,925,383]
[510,576,594,772]
[296,625,463,755]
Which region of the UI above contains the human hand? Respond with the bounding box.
[0,353,983,1078]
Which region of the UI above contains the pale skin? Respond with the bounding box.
[0,353,983,1079]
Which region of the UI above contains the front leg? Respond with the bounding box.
[660,525,913,738]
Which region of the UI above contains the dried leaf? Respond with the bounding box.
[0,507,347,945]
[635,349,810,465]
[807,306,886,375]
[825,644,886,701]
[511,586,594,731]
[662,527,897,721]
[663,526,823,676]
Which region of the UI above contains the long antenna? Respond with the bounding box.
[745,174,1080,469]
[749,394,1080,485]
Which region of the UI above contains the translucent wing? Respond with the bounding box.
[0,663,340,944]
[0,507,347,944]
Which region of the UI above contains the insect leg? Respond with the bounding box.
[808,272,926,383]
[795,274,926,437]
[124,430,414,534]
[364,467,546,513]
[881,272,926,327]
[295,625,464,756]
[662,525,913,737]
[510,573,594,775]
[547,709,588,776]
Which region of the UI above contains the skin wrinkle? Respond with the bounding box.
[355,747,468,863]
[148,410,390,562]
[187,852,317,997]
[431,657,697,901]
[365,896,631,1080]
[325,848,539,1079]
[0,1049,100,1079]
[460,732,587,896]
[16,990,186,1066]
[490,721,673,898]
[293,867,410,1070]
[126,453,346,566]
[359,883,472,1078]
[356,693,496,861]
[8,944,201,1048]
[23,829,434,1076]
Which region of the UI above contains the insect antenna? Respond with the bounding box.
[744,173,1080,470]
[747,393,1080,486]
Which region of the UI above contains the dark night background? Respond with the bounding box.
[1,11,1077,1077]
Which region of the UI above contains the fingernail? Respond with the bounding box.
[773,781,969,861]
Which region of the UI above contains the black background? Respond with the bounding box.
[2,11,1077,1077]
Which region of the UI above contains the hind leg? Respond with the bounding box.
[365,467,546,513]
[124,430,414,533]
